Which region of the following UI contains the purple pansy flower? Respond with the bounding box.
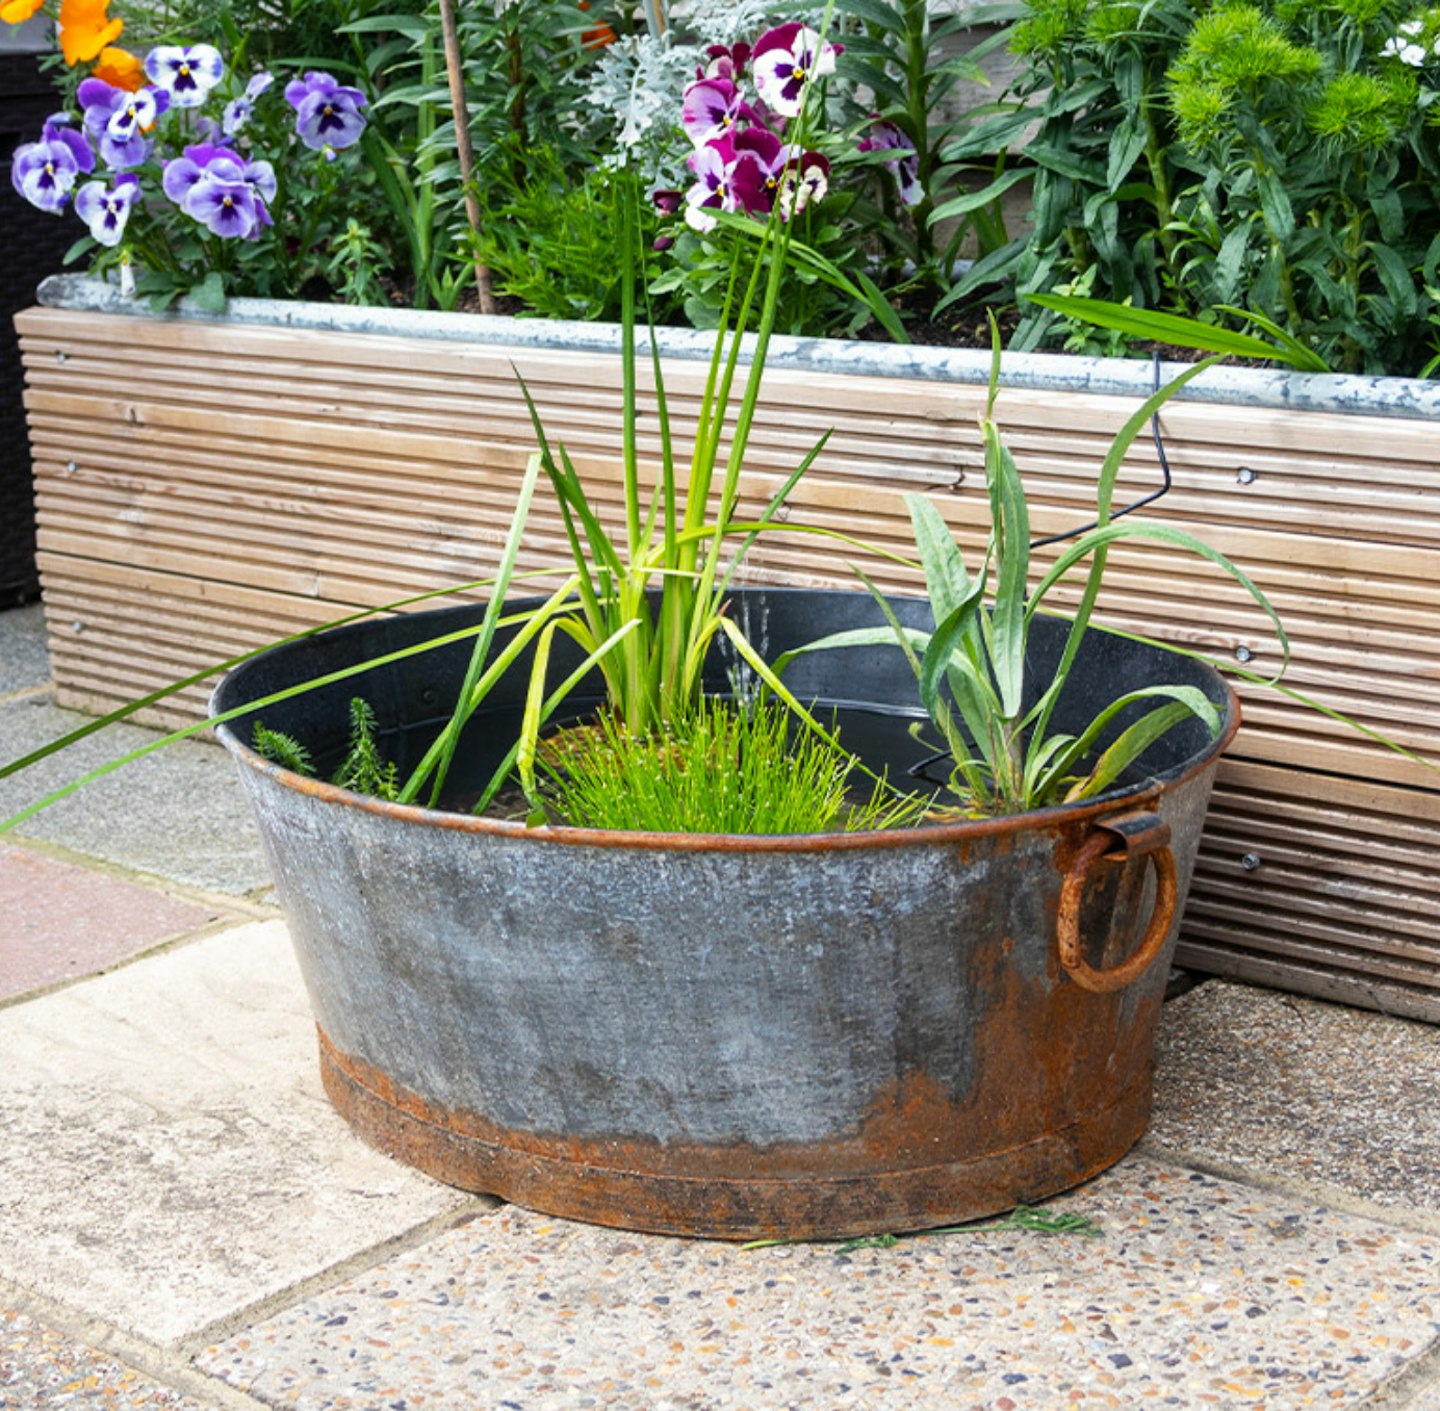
[144,45,225,109]
[222,69,273,137]
[751,23,841,118]
[702,41,750,83]
[163,144,276,239]
[184,176,259,237]
[73,174,140,247]
[857,117,921,206]
[680,78,757,148]
[729,126,789,213]
[283,71,368,152]
[11,117,95,214]
[78,79,170,170]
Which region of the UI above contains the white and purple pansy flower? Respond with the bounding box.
[283,71,368,152]
[776,149,831,218]
[73,174,140,247]
[163,144,276,239]
[750,22,841,119]
[222,70,274,138]
[680,78,755,148]
[857,117,921,206]
[11,118,95,214]
[684,133,749,233]
[144,45,225,108]
[78,79,170,169]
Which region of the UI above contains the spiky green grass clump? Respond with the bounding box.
[540,698,926,835]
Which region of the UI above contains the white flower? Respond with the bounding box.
[1381,33,1428,64]
[144,45,225,108]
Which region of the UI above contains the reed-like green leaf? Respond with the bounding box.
[1026,293,1330,371]
[411,452,542,807]
[1063,700,1200,802]
[1030,684,1221,802]
[1028,520,1290,679]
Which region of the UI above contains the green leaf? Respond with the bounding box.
[982,422,1030,718]
[905,494,970,625]
[1369,242,1418,319]
[188,271,226,314]
[1213,222,1251,305]
[1025,294,1326,369]
[842,59,909,109]
[917,587,986,722]
[934,239,1026,313]
[835,0,905,32]
[1026,142,1106,186]
[1065,701,1198,801]
[929,168,1031,224]
[1031,685,1221,800]
[1212,305,1332,373]
[1256,168,1294,243]
[338,13,431,38]
[1029,520,1291,682]
[771,624,931,685]
[1106,116,1148,193]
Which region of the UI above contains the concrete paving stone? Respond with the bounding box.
[0,606,52,699]
[0,921,467,1346]
[1150,980,1440,1213]
[201,1155,1440,1411]
[1,1308,211,1409]
[0,843,222,1001]
[0,694,271,896]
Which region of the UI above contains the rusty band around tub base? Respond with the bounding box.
[317,1028,1152,1241]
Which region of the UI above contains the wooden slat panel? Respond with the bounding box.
[18,306,1440,1021]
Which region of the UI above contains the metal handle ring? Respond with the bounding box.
[1057,830,1179,994]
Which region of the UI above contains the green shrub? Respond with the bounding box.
[948,0,1440,374]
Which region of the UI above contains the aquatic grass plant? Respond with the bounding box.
[538,697,928,835]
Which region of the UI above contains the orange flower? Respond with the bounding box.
[0,0,47,23]
[58,0,123,66]
[576,2,615,48]
[91,44,144,90]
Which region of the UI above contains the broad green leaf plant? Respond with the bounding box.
[777,324,1289,817]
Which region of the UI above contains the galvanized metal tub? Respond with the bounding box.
[213,587,1238,1240]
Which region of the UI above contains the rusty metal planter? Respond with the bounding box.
[213,587,1237,1241]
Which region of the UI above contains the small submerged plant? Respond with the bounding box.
[252,697,399,802]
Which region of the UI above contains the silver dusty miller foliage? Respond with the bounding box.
[579,1,807,188]
[582,33,703,188]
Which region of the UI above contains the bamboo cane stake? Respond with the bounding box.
[438,0,496,315]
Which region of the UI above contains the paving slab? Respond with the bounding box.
[0,1308,210,1409]
[0,843,222,1002]
[0,694,271,896]
[201,1156,1440,1410]
[0,605,51,698]
[0,920,467,1346]
[1150,981,1440,1214]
